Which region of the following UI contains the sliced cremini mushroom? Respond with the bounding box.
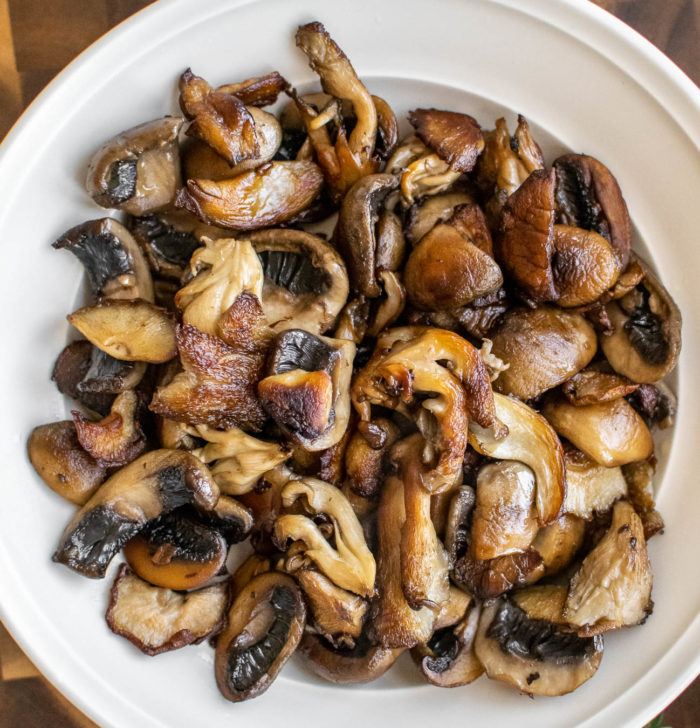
[229,554,272,599]
[106,564,226,656]
[86,116,182,215]
[564,500,652,635]
[531,514,586,576]
[488,307,597,400]
[469,393,566,525]
[259,329,354,451]
[215,572,305,702]
[561,369,639,406]
[472,461,538,560]
[248,228,349,334]
[298,632,403,684]
[190,425,289,495]
[275,478,376,597]
[68,299,176,364]
[53,218,154,302]
[622,460,664,539]
[53,449,219,578]
[600,256,682,383]
[176,160,324,230]
[404,191,474,245]
[345,418,401,498]
[563,449,627,519]
[72,389,146,466]
[475,587,603,696]
[542,396,653,468]
[28,421,106,505]
[201,494,254,544]
[123,509,227,590]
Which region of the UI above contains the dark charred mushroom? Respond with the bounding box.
[86,116,182,215]
[53,218,154,302]
[215,572,305,702]
[123,509,227,590]
[106,564,227,656]
[53,449,219,578]
[28,421,106,505]
[248,228,349,335]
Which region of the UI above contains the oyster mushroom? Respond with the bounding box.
[542,396,653,468]
[599,256,682,383]
[67,299,177,364]
[106,564,227,656]
[53,218,154,302]
[472,461,539,560]
[123,509,227,590]
[27,421,106,505]
[563,449,627,519]
[274,478,376,597]
[215,572,305,702]
[345,417,401,498]
[564,500,652,635]
[53,449,219,578]
[86,116,182,215]
[475,586,603,696]
[488,307,597,400]
[248,228,349,335]
[469,393,566,525]
[175,160,324,230]
[216,71,289,107]
[258,329,354,451]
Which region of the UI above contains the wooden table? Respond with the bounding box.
[0,1,698,726]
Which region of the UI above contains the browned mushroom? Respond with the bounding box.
[404,191,474,245]
[622,460,665,539]
[563,448,627,519]
[345,418,401,498]
[531,514,586,576]
[561,369,639,406]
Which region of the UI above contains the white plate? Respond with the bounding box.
[0,0,698,726]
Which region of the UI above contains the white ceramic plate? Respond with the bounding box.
[0,0,698,726]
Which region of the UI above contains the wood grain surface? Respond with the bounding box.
[0,1,697,726]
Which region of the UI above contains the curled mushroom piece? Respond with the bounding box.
[345,418,400,498]
[405,191,474,245]
[542,396,653,468]
[215,572,305,702]
[564,500,652,635]
[53,449,219,578]
[259,329,354,451]
[176,160,324,230]
[248,228,349,334]
[600,256,682,383]
[86,116,182,215]
[475,586,603,696]
[28,421,106,505]
[106,565,227,656]
[409,108,484,173]
[275,478,376,597]
[622,460,664,539]
[469,393,566,525]
[53,218,154,302]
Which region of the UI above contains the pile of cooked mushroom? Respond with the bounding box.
[28,20,680,702]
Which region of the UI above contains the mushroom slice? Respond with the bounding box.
[469,393,566,525]
[106,565,226,656]
[472,461,539,560]
[531,514,586,576]
[400,149,462,205]
[489,307,597,400]
[230,554,272,598]
[298,632,403,684]
[599,256,682,383]
[345,418,400,498]
[353,327,505,493]
[53,218,154,302]
[542,396,653,468]
[367,271,406,337]
[53,449,219,578]
[248,228,349,335]
[297,568,367,647]
[216,71,289,107]
[405,191,474,245]
[475,588,602,696]
[433,587,473,631]
[123,509,227,590]
[622,460,664,540]
[191,425,289,495]
[563,449,627,519]
[176,160,324,230]
[409,108,484,173]
[561,369,639,406]
[28,421,106,505]
[564,500,653,635]
[259,329,354,451]
[72,346,146,403]
[444,485,476,563]
[553,153,631,267]
[369,474,434,648]
[215,572,305,702]
[86,116,182,215]
[275,478,376,597]
[412,601,484,687]
[453,547,544,600]
[68,299,176,364]
[404,223,502,311]
[72,390,146,466]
